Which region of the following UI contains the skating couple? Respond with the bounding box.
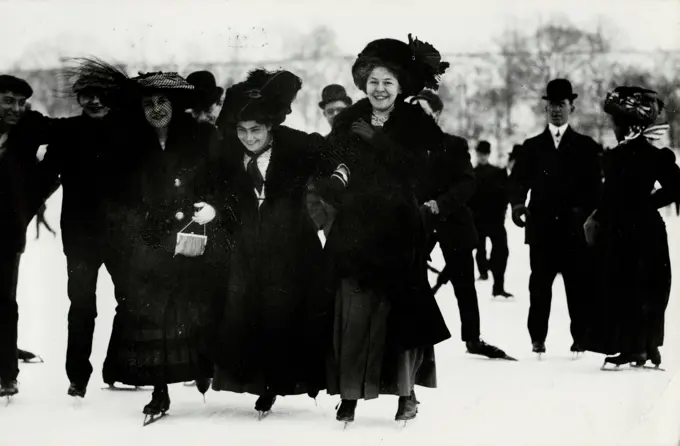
[510,79,678,369]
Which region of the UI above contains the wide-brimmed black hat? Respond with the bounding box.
[187,70,224,111]
[352,34,449,97]
[542,79,578,101]
[0,74,33,98]
[217,68,302,129]
[318,84,352,109]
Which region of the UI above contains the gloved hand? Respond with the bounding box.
[583,211,599,247]
[351,119,376,142]
[511,204,529,228]
[193,202,216,225]
[423,200,439,215]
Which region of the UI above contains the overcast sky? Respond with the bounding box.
[1,0,678,69]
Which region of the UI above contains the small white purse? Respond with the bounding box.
[174,220,208,257]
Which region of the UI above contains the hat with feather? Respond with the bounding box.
[63,58,196,111]
[352,34,449,97]
[217,68,302,129]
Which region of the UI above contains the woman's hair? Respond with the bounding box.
[352,57,410,94]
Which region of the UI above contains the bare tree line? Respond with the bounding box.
[10,20,680,157]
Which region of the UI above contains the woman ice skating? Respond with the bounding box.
[323,34,452,425]
[583,86,680,371]
[69,61,221,424]
[209,69,343,419]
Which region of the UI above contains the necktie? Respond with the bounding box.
[555,129,561,147]
[247,155,264,194]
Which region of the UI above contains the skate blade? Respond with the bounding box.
[102,385,140,391]
[572,352,585,360]
[71,396,84,409]
[536,353,545,360]
[4,395,13,406]
[630,364,666,372]
[21,356,44,364]
[143,412,168,426]
[600,363,623,371]
[257,410,271,421]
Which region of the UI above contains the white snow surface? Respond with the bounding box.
[5,188,680,446]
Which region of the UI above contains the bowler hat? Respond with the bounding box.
[187,71,224,111]
[542,79,578,101]
[318,84,352,109]
[475,140,491,154]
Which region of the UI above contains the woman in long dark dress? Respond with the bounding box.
[208,69,344,417]
[584,86,680,370]
[72,63,221,420]
[323,35,451,424]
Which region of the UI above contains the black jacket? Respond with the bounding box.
[469,163,509,226]
[41,113,136,254]
[509,126,602,245]
[417,133,478,250]
[0,111,51,253]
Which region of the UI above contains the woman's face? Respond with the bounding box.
[366,66,401,112]
[142,94,173,128]
[236,120,272,153]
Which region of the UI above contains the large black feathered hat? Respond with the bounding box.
[604,86,664,126]
[62,58,196,111]
[352,34,449,97]
[217,68,302,128]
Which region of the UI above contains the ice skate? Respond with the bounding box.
[570,343,585,360]
[67,382,86,399]
[0,379,18,405]
[600,353,647,371]
[195,377,211,402]
[466,339,517,361]
[255,394,276,420]
[17,349,43,363]
[532,341,546,360]
[395,391,419,426]
[642,348,665,371]
[143,385,170,426]
[492,288,513,299]
[102,382,140,391]
[477,271,489,281]
[336,399,357,429]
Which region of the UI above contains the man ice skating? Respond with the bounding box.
[40,70,135,398]
[469,140,512,297]
[306,84,353,237]
[186,70,224,125]
[509,79,602,357]
[0,75,51,399]
[413,90,515,361]
[319,84,352,131]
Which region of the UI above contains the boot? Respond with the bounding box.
[395,391,418,421]
[0,379,18,397]
[532,341,546,354]
[647,347,662,367]
[143,384,170,416]
[255,394,277,414]
[195,377,211,397]
[67,382,87,398]
[17,349,43,363]
[336,399,357,423]
[467,339,517,360]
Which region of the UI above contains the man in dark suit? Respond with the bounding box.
[0,75,51,398]
[306,84,353,238]
[413,90,514,360]
[469,140,512,297]
[509,79,602,356]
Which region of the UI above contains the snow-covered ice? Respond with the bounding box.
[5,188,680,446]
